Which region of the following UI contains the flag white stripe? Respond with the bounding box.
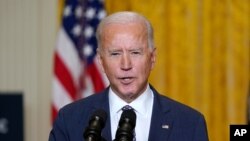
[82,75,94,98]
[56,28,83,86]
[53,77,73,110]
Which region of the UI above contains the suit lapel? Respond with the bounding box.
[148,87,173,141]
[91,87,112,141]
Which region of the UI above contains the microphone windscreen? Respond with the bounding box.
[83,109,107,141]
[120,110,136,127]
[91,109,107,123]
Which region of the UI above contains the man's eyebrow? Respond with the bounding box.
[107,48,122,52]
[106,47,144,52]
[129,48,143,51]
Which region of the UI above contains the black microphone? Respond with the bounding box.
[115,109,136,141]
[83,109,107,141]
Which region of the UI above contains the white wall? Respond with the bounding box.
[0,0,57,141]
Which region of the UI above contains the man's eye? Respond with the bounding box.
[131,51,141,55]
[110,52,120,56]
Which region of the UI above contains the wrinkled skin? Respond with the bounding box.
[97,22,156,103]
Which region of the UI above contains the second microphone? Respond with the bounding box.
[114,109,137,141]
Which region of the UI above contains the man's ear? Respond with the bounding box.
[96,49,105,73]
[150,48,156,70]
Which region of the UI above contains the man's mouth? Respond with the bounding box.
[119,77,134,84]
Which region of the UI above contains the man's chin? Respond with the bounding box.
[119,90,135,96]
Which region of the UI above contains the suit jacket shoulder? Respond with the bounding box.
[149,86,209,141]
[157,91,204,119]
[49,88,111,141]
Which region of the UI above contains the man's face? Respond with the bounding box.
[98,22,156,102]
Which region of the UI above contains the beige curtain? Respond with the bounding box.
[105,0,249,141]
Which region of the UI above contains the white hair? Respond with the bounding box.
[96,11,154,49]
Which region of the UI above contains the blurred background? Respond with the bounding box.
[0,0,249,141]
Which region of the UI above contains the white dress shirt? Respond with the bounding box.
[109,84,154,141]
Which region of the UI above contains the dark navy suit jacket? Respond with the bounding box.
[49,86,209,141]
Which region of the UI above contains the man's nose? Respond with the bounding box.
[121,53,132,71]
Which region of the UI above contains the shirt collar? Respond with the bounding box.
[109,84,154,116]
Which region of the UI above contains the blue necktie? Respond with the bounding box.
[122,105,136,141]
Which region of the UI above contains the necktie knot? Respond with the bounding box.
[122,105,134,111]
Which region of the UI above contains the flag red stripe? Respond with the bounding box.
[52,105,58,122]
[54,52,78,100]
[87,63,105,93]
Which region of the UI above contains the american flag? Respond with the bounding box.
[52,0,108,121]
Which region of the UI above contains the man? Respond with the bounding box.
[49,11,209,141]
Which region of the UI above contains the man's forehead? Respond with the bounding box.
[103,21,146,31]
